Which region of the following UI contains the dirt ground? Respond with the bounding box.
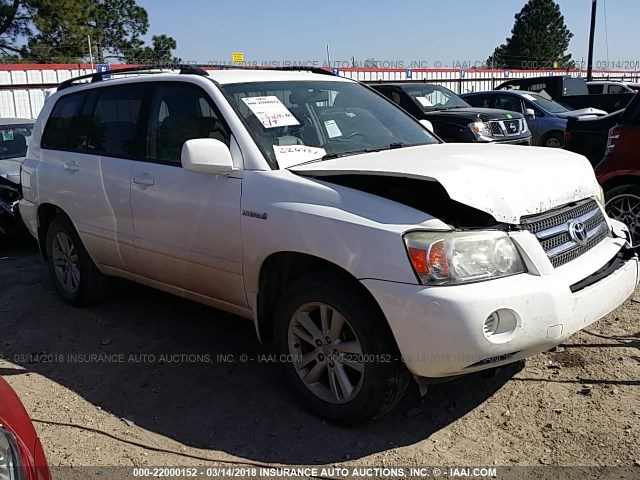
[1,236,639,471]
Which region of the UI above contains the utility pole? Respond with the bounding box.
[88,36,94,70]
[587,0,597,81]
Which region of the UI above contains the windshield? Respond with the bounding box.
[0,124,33,160]
[523,93,569,114]
[401,84,470,111]
[221,81,439,168]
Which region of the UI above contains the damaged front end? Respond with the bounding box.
[318,174,503,229]
[0,177,22,235]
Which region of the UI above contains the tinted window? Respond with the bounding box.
[146,83,230,165]
[619,94,640,126]
[464,94,493,109]
[42,92,87,151]
[563,78,589,96]
[494,94,523,113]
[588,84,604,94]
[608,84,628,94]
[85,85,146,159]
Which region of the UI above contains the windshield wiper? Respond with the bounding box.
[291,143,410,168]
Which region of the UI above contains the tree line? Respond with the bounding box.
[0,0,179,64]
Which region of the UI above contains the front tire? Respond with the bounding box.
[45,215,109,306]
[274,272,410,425]
[605,184,640,246]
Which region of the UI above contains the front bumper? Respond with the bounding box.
[489,136,532,146]
[363,236,638,378]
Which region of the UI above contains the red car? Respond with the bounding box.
[595,92,640,245]
[0,377,50,480]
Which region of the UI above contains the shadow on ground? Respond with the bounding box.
[1,238,522,464]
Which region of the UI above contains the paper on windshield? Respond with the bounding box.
[324,120,342,138]
[1,130,14,141]
[415,96,433,107]
[273,145,326,169]
[241,96,300,128]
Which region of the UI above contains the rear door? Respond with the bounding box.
[39,85,144,272]
[129,81,246,307]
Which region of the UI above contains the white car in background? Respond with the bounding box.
[0,117,34,234]
[586,81,636,95]
[19,66,639,424]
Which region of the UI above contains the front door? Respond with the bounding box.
[130,82,246,307]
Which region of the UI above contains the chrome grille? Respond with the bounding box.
[503,120,520,135]
[520,199,609,268]
[487,119,525,137]
[488,121,503,136]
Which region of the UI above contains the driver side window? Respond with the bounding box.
[146,83,230,165]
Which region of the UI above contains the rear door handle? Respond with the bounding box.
[132,176,155,187]
[63,162,79,172]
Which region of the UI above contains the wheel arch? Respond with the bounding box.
[539,129,565,147]
[36,203,72,260]
[255,251,397,347]
[600,174,640,194]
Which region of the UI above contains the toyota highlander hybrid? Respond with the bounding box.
[19,66,639,424]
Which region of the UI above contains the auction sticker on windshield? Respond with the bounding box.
[242,96,300,128]
[273,145,326,168]
[415,96,433,107]
[1,130,14,141]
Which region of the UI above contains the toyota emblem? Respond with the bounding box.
[568,220,588,245]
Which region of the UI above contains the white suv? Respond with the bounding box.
[20,66,639,424]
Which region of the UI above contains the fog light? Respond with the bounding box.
[483,309,519,343]
[483,312,500,337]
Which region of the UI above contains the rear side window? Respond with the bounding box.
[608,84,628,94]
[588,84,604,94]
[41,92,87,151]
[86,85,147,159]
[619,94,640,126]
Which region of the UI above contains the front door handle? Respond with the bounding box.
[63,162,79,172]
[132,175,155,187]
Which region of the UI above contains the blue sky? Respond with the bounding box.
[136,0,639,67]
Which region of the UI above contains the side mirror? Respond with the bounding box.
[524,108,536,119]
[181,138,236,175]
[419,119,434,131]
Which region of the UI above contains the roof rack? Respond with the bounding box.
[57,63,335,91]
[57,64,208,90]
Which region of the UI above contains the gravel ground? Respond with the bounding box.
[1,237,639,471]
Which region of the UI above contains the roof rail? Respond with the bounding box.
[57,63,335,91]
[57,64,208,90]
[203,64,336,77]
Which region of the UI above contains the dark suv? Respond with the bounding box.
[595,92,640,245]
[369,82,531,145]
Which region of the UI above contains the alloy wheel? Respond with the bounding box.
[288,302,365,404]
[51,231,81,294]
[606,194,640,247]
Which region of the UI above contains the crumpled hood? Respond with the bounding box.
[289,143,600,224]
[557,107,608,119]
[0,158,24,185]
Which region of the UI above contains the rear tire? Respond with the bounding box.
[274,272,410,425]
[45,215,109,306]
[541,131,564,148]
[605,184,640,246]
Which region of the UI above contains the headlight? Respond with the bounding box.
[0,428,23,480]
[469,121,492,139]
[404,231,527,285]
